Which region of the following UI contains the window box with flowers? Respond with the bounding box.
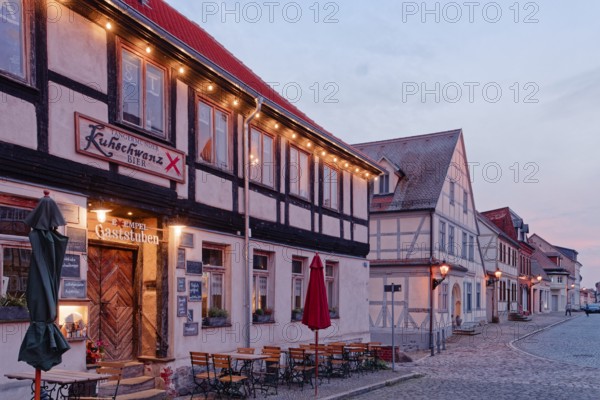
[253,308,273,323]
[0,294,29,321]
[205,307,229,327]
[329,307,339,319]
[86,339,105,365]
[291,308,303,321]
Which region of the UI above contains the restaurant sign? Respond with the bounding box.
[75,113,185,182]
[95,218,160,245]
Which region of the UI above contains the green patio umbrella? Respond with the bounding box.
[18,191,70,399]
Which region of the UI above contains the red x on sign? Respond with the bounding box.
[165,152,181,176]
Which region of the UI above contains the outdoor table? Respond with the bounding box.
[221,352,269,396]
[5,369,111,399]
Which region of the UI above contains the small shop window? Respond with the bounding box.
[119,45,167,138]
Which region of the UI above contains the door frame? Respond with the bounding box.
[88,240,141,360]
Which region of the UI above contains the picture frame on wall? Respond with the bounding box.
[177,277,186,293]
[177,296,187,317]
[176,248,186,269]
[180,232,194,248]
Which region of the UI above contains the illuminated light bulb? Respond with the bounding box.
[344,163,349,168]
[145,46,151,53]
[250,154,255,159]
[92,208,112,223]
[179,66,184,74]
[306,142,311,148]
[255,112,260,118]
[365,173,370,177]
[355,168,359,173]
[321,151,326,157]
[333,157,337,162]
[375,177,379,181]
[274,123,279,129]
[127,211,133,216]
[233,98,239,106]
[105,21,112,30]
[207,83,214,91]
[292,133,297,139]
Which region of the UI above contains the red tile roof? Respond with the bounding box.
[116,0,381,171]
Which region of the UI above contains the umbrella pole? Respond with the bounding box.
[35,369,41,400]
[315,330,319,397]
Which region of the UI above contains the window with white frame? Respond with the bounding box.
[252,251,272,313]
[120,45,167,137]
[448,225,455,255]
[463,190,468,213]
[325,261,338,314]
[461,232,468,259]
[1,244,32,297]
[198,101,231,169]
[468,235,475,261]
[499,280,506,302]
[201,245,227,319]
[511,283,517,302]
[250,128,274,187]
[438,282,448,311]
[476,282,481,309]
[376,173,390,194]
[449,181,455,205]
[0,0,28,80]
[465,282,472,312]
[291,257,306,311]
[323,164,339,210]
[439,221,446,252]
[290,146,309,199]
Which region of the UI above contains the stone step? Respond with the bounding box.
[116,389,167,400]
[121,361,146,379]
[99,376,156,397]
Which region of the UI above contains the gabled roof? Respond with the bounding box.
[531,249,568,273]
[555,246,579,262]
[112,0,380,171]
[480,207,518,242]
[531,259,550,282]
[354,129,461,212]
[476,212,520,248]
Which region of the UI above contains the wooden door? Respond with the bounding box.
[88,245,136,361]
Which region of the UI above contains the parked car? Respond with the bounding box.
[584,303,600,313]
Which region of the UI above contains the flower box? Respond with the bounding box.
[0,306,29,321]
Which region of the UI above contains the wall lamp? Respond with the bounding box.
[487,267,503,287]
[432,260,450,290]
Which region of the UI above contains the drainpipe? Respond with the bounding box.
[244,97,263,347]
[429,211,434,356]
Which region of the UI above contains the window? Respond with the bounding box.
[2,246,32,297]
[476,282,481,309]
[201,245,227,319]
[290,146,309,199]
[325,261,338,313]
[439,221,446,252]
[323,164,339,210]
[0,205,30,236]
[557,276,563,284]
[252,251,272,313]
[449,181,455,205]
[463,190,468,213]
[511,283,517,302]
[291,257,306,310]
[198,101,230,169]
[468,235,474,261]
[438,282,448,311]
[377,173,390,194]
[250,128,274,187]
[461,232,467,259]
[1,0,28,80]
[120,46,167,137]
[499,280,506,302]
[465,282,472,312]
[448,226,455,255]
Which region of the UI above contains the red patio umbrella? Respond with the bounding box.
[302,253,331,397]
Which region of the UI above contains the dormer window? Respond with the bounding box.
[374,173,390,195]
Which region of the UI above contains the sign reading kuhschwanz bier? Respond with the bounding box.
[75,113,185,182]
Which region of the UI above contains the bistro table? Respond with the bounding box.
[5,369,111,399]
[221,352,270,396]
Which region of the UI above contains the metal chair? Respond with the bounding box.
[286,348,314,390]
[78,361,124,400]
[256,347,282,396]
[190,352,216,399]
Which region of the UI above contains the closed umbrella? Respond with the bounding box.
[18,191,70,400]
[302,253,331,397]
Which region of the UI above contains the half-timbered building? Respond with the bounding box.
[354,130,487,350]
[0,0,381,396]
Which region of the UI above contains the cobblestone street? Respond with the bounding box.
[351,313,600,400]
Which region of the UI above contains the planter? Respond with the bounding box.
[0,306,30,321]
[206,317,228,327]
[329,311,339,319]
[291,312,303,321]
[253,314,273,323]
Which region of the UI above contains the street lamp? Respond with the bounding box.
[487,268,502,323]
[430,260,450,356]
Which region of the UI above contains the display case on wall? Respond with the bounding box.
[58,301,89,341]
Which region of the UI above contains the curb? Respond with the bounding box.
[508,315,578,361]
[319,372,424,400]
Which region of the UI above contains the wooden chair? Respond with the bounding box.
[212,354,249,398]
[78,361,124,400]
[327,345,350,379]
[190,352,216,399]
[256,347,282,396]
[287,348,314,390]
[237,347,255,354]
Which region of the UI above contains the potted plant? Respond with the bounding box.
[206,307,229,327]
[329,307,339,318]
[253,308,273,323]
[0,293,29,321]
[291,307,303,321]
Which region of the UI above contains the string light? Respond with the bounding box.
[233,98,239,106]
[105,21,112,30]
[355,168,359,173]
[321,151,326,157]
[145,46,151,53]
[292,133,297,139]
[333,157,337,162]
[274,123,279,129]
[207,83,214,91]
[178,66,185,74]
[344,162,349,168]
[306,142,312,148]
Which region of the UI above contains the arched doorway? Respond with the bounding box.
[451,283,461,326]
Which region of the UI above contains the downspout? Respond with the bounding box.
[244,97,263,347]
[429,210,434,356]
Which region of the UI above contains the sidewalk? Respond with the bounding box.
[179,313,574,400]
